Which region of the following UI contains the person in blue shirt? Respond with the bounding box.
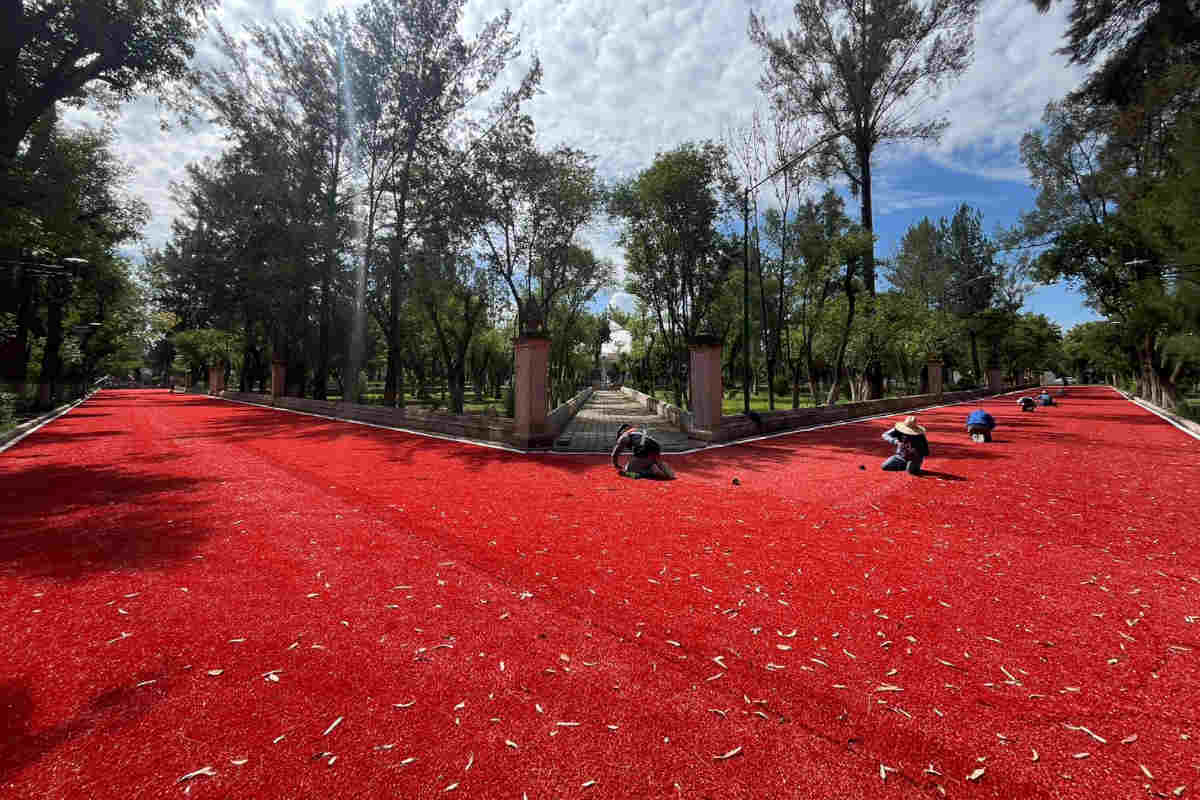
[1038,389,1056,406]
[612,423,675,479]
[966,409,996,442]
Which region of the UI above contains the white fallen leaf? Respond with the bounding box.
[323,716,344,736]
[713,746,743,760]
[176,767,217,783]
[966,767,985,781]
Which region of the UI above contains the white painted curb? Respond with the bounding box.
[0,392,95,454]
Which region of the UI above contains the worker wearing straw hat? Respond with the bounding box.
[881,415,931,475]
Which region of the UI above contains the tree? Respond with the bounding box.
[993,313,1063,383]
[1,0,215,171]
[888,217,950,310]
[612,141,740,407]
[350,0,537,406]
[786,189,853,405]
[1014,97,1191,407]
[411,219,490,415]
[1030,0,1200,106]
[750,0,978,398]
[726,105,810,410]
[1,120,147,403]
[475,121,610,341]
[941,204,997,382]
[1062,321,1129,383]
[190,20,343,395]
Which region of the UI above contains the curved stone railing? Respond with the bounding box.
[546,386,593,434]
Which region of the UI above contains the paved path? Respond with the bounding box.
[552,388,699,452]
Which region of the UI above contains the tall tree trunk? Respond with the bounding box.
[384,297,399,406]
[825,290,857,406]
[316,269,331,399]
[859,149,884,400]
[968,328,982,385]
[1140,335,1177,409]
[384,346,398,406]
[38,291,65,407]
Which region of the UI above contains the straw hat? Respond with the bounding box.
[895,415,926,435]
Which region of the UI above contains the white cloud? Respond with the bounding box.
[58,0,1086,275]
[607,291,638,314]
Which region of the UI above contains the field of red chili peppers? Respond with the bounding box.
[1,386,1197,799]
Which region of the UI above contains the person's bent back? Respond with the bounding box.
[612,423,675,479]
[965,409,996,443]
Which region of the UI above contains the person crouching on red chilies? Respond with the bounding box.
[881,415,930,475]
[612,423,676,480]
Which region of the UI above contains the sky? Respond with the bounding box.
[63,0,1101,331]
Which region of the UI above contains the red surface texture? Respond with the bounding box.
[1,386,1198,799]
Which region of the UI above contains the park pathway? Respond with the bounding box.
[552,388,699,452]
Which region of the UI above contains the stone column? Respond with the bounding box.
[513,335,552,449]
[271,360,287,400]
[688,335,723,437]
[208,364,226,395]
[927,359,944,397]
[987,368,1003,393]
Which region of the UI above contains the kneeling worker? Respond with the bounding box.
[966,408,996,443]
[1018,396,1036,412]
[612,423,676,479]
[881,415,930,475]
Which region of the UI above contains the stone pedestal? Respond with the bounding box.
[689,335,723,436]
[927,360,944,397]
[208,364,226,395]
[271,360,287,399]
[987,368,1003,393]
[513,336,552,449]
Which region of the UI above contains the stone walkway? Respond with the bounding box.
[553,389,700,452]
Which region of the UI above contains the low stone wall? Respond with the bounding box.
[222,391,272,405]
[220,392,515,445]
[714,387,1031,443]
[619,387,693,430]
[546,386,593,434]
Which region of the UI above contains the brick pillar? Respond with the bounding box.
[927,360,944,397]
[689,335,723,437]
[513,335,552,449]
[208,364,226,395]
[987,368,1003,393]
[271,360,287,400]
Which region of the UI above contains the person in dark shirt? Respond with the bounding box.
[1018,396,1036,412]
[612,423,675,479]
[965,409,996,442]
[881,415,930,475]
